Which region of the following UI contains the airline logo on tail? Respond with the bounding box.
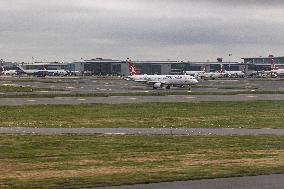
[127,59,138,76]
[203,65,208,72]
[220,64,224,73]
[271,59,278,70]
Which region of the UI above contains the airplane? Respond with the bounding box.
[1,66,19,75]
[17,65,69,76]
[127,59,198,89]
[199,64,226,79]
[270,59,284,76]
[183,68,206,77]
[224,70,245,78]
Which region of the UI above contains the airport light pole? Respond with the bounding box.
[228,53,232,72]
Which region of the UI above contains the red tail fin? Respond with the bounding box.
[220,64,224,73]
[203,65,208,72]
[127,59,138,76]
[271,59,277,70]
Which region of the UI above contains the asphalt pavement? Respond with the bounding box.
[1,94,284,105]
[92,174,284,189]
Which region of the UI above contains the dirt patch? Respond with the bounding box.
[1,150,283,181]
[181,150,284,167]
[0,166,178,181]
[0,159,103,174]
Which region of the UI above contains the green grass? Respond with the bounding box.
[0,85,64,92]
[1,101,284,128]
[0,135,283,188]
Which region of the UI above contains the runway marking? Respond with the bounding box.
[77,98,86,101]
[38,91,49,93]
[128,98,137,100]
[66,87,74,89]
[26,99,36,102]
[246,95,258,98]
[184,96,196,99]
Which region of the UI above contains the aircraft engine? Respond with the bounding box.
[153,83,162,88]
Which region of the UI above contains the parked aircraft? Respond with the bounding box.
[199,65,226,79]
[271,59,284,76]
[183,69,205,77]
[224,70,245,78]
[17,65,69,76]
[1,66,19,75]
[127,59,198,89]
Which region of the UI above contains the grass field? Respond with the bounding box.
[1,101,284,128]
[0,135,283,188]
[0,85,63,92]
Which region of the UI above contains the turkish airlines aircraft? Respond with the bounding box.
[270,59,284,75]
[183,68,206,77]
[224,70,245,77]
[199,64,226,79]
[127,60,198,89]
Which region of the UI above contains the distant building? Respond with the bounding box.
[242,55,284,71]
[69,58,244,76]
[0,59,16,67]
[132,60,177,75]
[69,58,125,75]
[130,58,243,75]
[19,61,68,70]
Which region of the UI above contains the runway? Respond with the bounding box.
[93,174,284,189]
[1,127,284,135]
[1,94,284,105]
[2,77,284,94]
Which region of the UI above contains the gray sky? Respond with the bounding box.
[1,0,284,62]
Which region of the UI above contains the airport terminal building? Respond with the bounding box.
[242,55,284,71]
[69,58,243,76]
[1,57,262,76]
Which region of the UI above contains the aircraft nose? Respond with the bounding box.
[193,79,198,84]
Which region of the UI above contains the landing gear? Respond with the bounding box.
[166,85,171,89]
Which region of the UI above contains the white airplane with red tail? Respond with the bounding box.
[271,59,284,75]
[127,59,198,89]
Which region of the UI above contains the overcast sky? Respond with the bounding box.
[1,0,284,62]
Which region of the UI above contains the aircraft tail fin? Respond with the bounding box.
[17,65,25,72]
[271,59,277,70]
[127,58,138,76]
[204,65,209,72]
[220,64,224,73]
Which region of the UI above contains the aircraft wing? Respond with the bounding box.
[133,79,149,83]
[147,80,168,84]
